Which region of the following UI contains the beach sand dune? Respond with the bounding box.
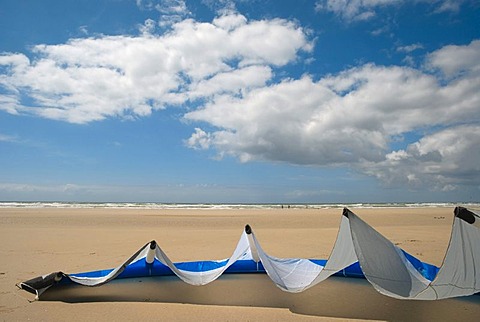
[1,207,479,321]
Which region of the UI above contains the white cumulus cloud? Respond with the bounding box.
[426,39,480,78]
[185,40,480,190]
[0,13,311,124]
[361,125,480,191]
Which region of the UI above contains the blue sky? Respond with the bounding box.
[0,0,479,203]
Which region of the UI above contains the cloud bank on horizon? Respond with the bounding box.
[0,0,479,200]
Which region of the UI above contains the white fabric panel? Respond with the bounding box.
[68,232,251,287]
[68,242,151,286]
[153,231,251,285]
[416,211,480,299]
[312,215,358,279]
[250,231,324,292]
[248,215,358,293]
[348,210,430,298]
[348,208,480,300]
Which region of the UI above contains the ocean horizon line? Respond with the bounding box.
[1,201,479,210]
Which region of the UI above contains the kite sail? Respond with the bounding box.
[247,214,359,292]
[18,207,479,301]
[347,206,480,300]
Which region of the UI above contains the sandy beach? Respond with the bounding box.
[1,206,479,321]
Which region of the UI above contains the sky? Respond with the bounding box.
[0,0,479,203]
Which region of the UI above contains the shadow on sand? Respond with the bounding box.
[40,275,480,321]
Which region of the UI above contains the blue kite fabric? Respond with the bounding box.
[18,207,479,301]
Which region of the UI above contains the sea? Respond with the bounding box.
[0,201,478,210]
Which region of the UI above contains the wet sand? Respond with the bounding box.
[1,207,479,321]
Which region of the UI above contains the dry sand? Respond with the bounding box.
[1,207,479,321]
